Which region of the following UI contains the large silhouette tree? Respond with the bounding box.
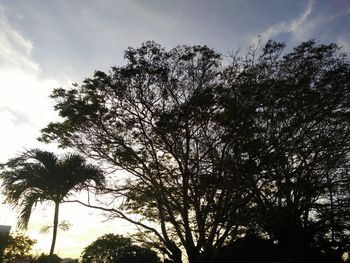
[0,149,105,257]
[40,42,248,263]
[40,40,350,263]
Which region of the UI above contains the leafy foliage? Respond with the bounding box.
[40,40,350,263]
[2,232,36,263]
[81,234,160,263]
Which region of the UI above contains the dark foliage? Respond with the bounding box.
[216,236,344,263]
[220,40,350,261]
[32,254,62,263]
[40,40,350,263]
[80,234,160,263]
[0,233,36,263]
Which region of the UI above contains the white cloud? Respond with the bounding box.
[291,4,350,43]
[0,7,39,73]
[337,36,350,54]
[252,0,350,47]
[0,7,60,162]
[251,0,314,43]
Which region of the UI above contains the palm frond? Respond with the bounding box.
[58,153,105,197]
[17,194,39,229]
[28,149,58,172]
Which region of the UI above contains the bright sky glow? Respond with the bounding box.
[0,0,349,259]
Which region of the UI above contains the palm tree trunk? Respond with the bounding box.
[49,201,60,257]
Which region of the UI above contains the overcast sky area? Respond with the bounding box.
[0,0,349,259]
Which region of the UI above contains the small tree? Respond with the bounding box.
[81,234,160,263]
[2,232,36,263]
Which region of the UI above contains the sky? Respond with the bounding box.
[0,0,349,259]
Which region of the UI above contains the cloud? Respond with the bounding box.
[0,107,31,126]
[251,0,314,43]
[292,3,350,43]
[251,0,350,48]
[0,7,61,162]
[337,36,350,54]
[0,7,39,73]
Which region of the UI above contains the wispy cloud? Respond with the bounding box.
[252,0,314,43]
[0,107,31,126]
[0,7,39,73]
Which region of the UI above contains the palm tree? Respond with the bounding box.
[0,149,105,257]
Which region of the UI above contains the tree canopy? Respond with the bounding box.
[40,40,350,263]
[81,234,160,263]
[1,232,36,263]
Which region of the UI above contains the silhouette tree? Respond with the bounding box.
[40,42,248,263]
[81,234,160,263]
[0,149,105,258]
[1,232,36,263]
[219,40,350,261]
[40,40,350,262]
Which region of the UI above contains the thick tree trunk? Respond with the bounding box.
[170,247,182,263]
[49,201,60,257]
[189,251,214,263]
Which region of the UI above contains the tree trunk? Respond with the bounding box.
[170,247,182,263]
[49,201,60,257]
